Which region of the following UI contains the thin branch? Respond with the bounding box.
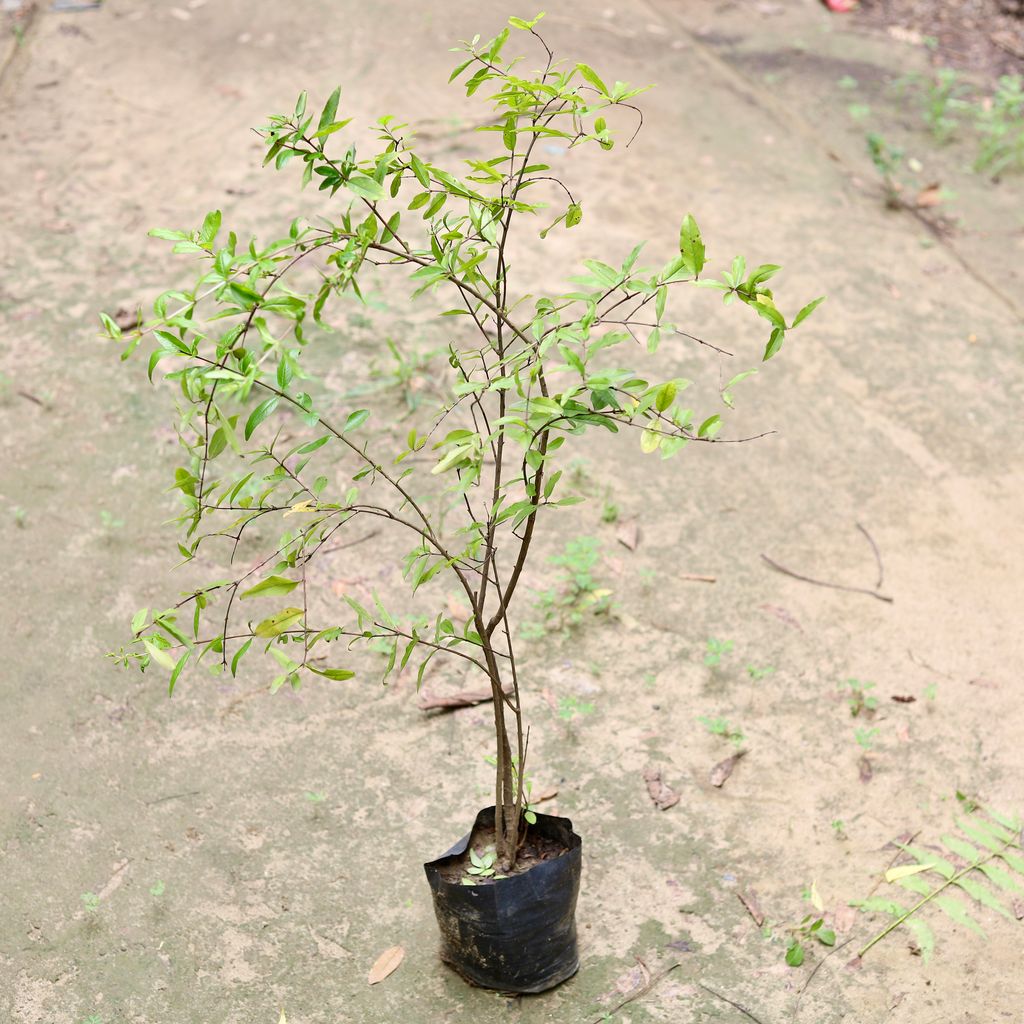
[856,521,884,590]
[697,982,767,1024]
[760,554,894,604]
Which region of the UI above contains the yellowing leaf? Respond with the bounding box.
[640,429,660,454]
[254,608,304,638]
[277,1012,287,1024]
[810,880,824,913]
[240,575,300,600]
[886,862,935,883]
[283,500,315,518]
[368,944,405,985]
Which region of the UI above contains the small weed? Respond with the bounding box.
[558,694,596,721]
[703,637,733,667]
[12,506,27,528]
[837,75,859,91]
[746,664,774,681]
[921,68,970,143]
[81,892,100,914]
[923,682,938,701]
[522,537,611,639]
[149,880,166,897]
[304,790,327,803]
[81,1016,103,1024]
[974,74,1024,176]
[955,789,980,813]
[854,726,879,750]
[831,819,847,840]
[698,715,744,748]
[600,500,619,524]
[784,883,835,967]
[99,509,125,530]
[847,102,872,122]
[642,671,657,689]
[842,678,878,717]
[866,132,904,208]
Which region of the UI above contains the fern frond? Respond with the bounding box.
[854,803,1022,961]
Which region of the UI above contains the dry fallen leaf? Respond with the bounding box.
[737,888,764,926]
[915,183,943,208]
[643,767,680,810]
[710,750,746,788]
[832,905,858,934]
[616,518,640,551]
[417,687,510,712]
[858,755,873,783]
[533,785,559,803]
[368,945,405,985]
[1013,898,1024,921]
[759,603,803,632]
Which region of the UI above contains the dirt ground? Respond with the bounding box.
[2,1,1024,1022]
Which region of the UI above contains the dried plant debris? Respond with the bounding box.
[643,767,681,810]
[710,750,747,788]
[368,944,405,984]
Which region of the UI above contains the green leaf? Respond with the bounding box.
[143,639,177,672]
[343,408,370,433]
[244,397,279,440]
[230,637,253,677]
[678,213,706,277]
[941,835,983,864]
[509,12,545,29]
[697,414,721,438]
[198,210,222,248]
[240,575,300,600]
[955,876,1013,919]
[957,818,1006,854]
[131,608,149,635]
[934,894,985,936]
[851,897,908,916]
[904,917,934,963]
[763,327,785,362]
[148,227,189,242]
[566,202,583,228]
[785,941,804,967]
[654,382,677,412]
[308,666,356,681]
[318,86,341,131]
[792,295,826,328]
[979,861,1024,894]
[576,62,609,96]
[898,844,957,880]
[347,176,385,202]
[254,608,304,638]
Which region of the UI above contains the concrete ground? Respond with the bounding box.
[1,1,1023,1022]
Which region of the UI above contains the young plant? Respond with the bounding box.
[703,637,734,667]
[842,678,878,717]
[105,16,820,871]
[522,536,611,639]
[920,68,970,143]
[697,715,744,748]
[784,883,835,967]
[974,74,1024,177]
[866,132,905,208]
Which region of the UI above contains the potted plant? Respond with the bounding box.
[106,13,822,993]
